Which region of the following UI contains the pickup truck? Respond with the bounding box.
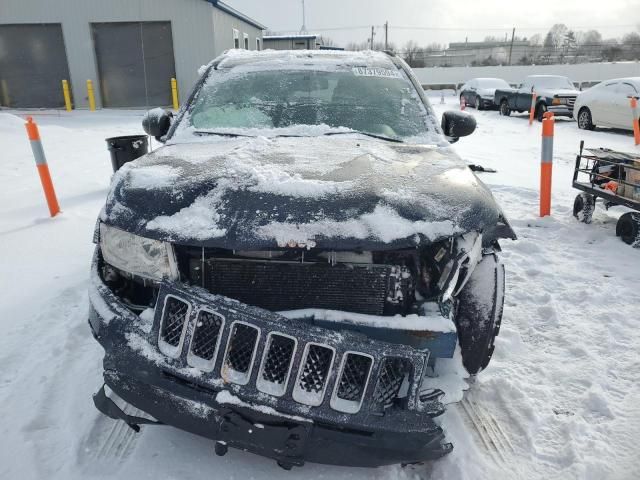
[494,75,580,121]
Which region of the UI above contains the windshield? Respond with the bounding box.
[176,65,433,142]
[477,78,510,89]
[533,77,575,89]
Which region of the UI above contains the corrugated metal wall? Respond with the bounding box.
[0,0,264,108]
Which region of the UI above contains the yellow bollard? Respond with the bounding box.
[87,79,96,111]
[171,77,179,110]
[62,80,72,111]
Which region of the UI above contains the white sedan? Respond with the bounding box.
[574,77,640,131]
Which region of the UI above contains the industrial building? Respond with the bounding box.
[0,0,266,109]
[263,34,322,50]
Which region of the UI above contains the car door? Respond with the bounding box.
[610,82,639,129]
[590,82,618,127]
[517,79,533,111]
[464,80,476,105]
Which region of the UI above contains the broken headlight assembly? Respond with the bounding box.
[99,223,179,281]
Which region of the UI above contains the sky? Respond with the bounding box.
[230,0,640,48]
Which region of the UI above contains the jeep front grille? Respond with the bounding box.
[156,290,427,415]
[158,296,190,357]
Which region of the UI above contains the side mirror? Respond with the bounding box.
[441,110,476,143]
[142,108,173,141]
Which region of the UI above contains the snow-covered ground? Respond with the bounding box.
[1,94,639,480]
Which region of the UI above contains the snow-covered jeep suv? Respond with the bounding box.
[88,50,516,469]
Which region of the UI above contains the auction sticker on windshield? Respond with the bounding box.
[352,67,402,78]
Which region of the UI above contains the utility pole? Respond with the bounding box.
[384,21,389,50]
[370,26,375,50]
[508,27,516,65]
[300,0,307,34]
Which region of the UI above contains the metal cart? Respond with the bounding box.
[572,141,640,247]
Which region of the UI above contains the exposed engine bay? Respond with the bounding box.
[102,232,484,321]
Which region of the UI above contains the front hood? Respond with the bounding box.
[477,88,497,97]
[102,136,516,250]
[537,88,580,98]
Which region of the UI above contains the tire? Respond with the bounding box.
[475,95,483,110]
[499,100,510,116]
[536,103,547,122]
[455,253,505,375]
[577,107,595,130]
[616,212,640,247]
[573,193,595,224]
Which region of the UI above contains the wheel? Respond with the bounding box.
[454,253,505,375]
[277,461,294,471]
[536,103,547,122]
[499,100,510,116]
[573,193,595,224]
[475,95,483,110]
[577,107,595,130]
[616,212,640,247]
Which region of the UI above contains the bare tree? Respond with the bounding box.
[401,40,424,67]
[548,24,569,48]
[317,36,336,47]
[529,34,542,46]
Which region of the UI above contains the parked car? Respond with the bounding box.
[88,50,516,469]
[574,77,640,131]
[494,75,580,121]
[459,77,511,110]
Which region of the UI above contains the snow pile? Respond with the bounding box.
[126,164,181,189]
[257,204,458,245]
[278,307,456,333]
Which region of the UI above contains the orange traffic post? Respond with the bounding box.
[25,117,60,217]
[540,112,554,217]
[460,96,466,110]
[631,97,640,145]
[528,92,537,126]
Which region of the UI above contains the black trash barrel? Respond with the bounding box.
[106,135,149,172]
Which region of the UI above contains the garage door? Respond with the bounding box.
[0,24,71,108]
[92,22,176,108]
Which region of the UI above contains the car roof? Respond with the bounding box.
[603,77,640,83]
[216,49,399,70]
[525,75,570,79]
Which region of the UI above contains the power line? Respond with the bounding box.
[270,23,638,34]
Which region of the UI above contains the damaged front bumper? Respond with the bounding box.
[88,250,453,468]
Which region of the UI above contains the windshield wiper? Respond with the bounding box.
[324,131,404,143]
[194,130,255,138]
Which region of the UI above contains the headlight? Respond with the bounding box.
[99,223,179,281]
[552,97,567,105]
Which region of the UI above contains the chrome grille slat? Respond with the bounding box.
[256,333,297,397]
[222,322,260,385]
[158,296,190,358]
[372,357,412,410]
[293,343,335,406]
[187,309,224,371]
[331,352,373,414]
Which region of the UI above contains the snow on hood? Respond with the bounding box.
[101,136,515,249]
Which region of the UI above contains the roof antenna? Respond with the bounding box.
[300,0,308,34]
